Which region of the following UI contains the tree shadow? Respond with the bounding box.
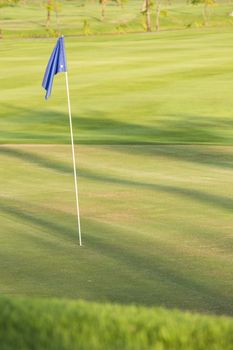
[0,146,72,175]
[1,145,232,213]
[1,198,232,315]
[1,103,232,144]
[109,145,233,170]
[84,219,233,315]
[0,198,76,243]
[80,167,233,212]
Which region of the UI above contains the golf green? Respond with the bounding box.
[0,144,232,315]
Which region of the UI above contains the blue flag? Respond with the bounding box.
[42,36,67,99]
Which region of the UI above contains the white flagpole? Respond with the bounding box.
[65,71,82,246]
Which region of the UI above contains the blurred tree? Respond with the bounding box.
[116,0,127,9]
[0,0,20,6]
[190,0,216,26]
[155,0,161,31]
[141,0,152,32]
[53,0,62,32]
[99,0,107,19]
[46,0,52,28]
[46,0,62,32]
[83,18,92,35]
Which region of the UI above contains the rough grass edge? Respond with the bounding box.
[0,295,232,350]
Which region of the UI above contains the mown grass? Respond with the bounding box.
[0,16,233,321]
[0,0,233,38]
[0,30,233,145]
[0,144,232,316]
[0,295,233,350]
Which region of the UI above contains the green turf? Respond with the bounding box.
[0,20,233,319]
[0,144,232,315]
[0,30,233,145]
[0,296,233,350]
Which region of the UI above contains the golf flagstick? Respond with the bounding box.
[42,36,82,246]
[65,71,82,246]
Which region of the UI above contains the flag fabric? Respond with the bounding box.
[42,36,67,99]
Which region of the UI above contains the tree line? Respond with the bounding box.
[0,0,220,34]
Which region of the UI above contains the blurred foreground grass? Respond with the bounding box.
[0,296,233,350]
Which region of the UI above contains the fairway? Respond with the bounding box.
[0,29,233,318]
[1,30,233,145]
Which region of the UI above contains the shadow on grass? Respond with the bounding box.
[0,147,72,174]
[1,145,232,212]
[0,103,231,144]
[80,168,233,212]
[1,143,232,313]
[110,145,233,170]
[0,198,77,244]
[1,197,232,315]
[85,219,233,315]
